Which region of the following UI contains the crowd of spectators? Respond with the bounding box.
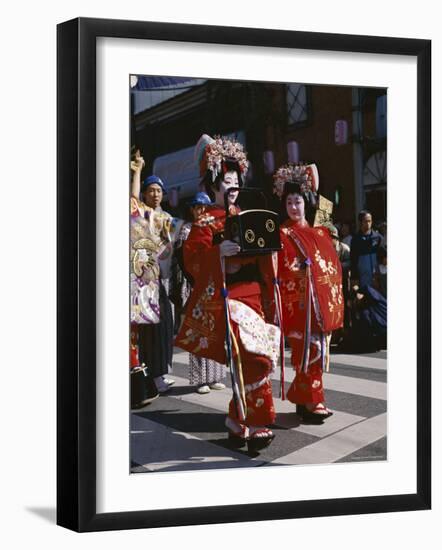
[331,211,387,352]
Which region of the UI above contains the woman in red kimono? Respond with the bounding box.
[176,135,281,452]
[274,164,344,423]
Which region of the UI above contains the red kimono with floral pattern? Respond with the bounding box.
[278,220,344,404]
[175,205,279,426]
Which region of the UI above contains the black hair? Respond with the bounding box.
[358,209,372,223]
[280,180,317,225]
[182,203,206,223]
[201,158,243,201]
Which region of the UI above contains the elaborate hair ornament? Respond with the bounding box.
[273,163,319,198]
[195,134,249,181]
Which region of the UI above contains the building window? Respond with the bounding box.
[287,83,310,127]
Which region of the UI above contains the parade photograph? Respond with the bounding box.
[128,75,388,473]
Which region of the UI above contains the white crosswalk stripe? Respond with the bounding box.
[327,354,387,371]
[273,413,387,465]
[324,373,386,400]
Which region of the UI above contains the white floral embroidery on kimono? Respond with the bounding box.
[228,299,280,370]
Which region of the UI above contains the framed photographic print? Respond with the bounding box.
[57,17,431,532]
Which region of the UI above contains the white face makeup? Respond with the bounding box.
[214,170,239,207]
[286,192,306,223]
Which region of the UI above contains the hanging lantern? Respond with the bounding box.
[335,120,348,145]
[263,150,275,174]
[287,141,300,163]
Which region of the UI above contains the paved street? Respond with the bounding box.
[131,347,387,473]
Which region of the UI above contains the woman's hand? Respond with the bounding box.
[220,240,240,257]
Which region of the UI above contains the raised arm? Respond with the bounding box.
[130,149,145,199]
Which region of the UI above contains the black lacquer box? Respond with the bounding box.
[224,188,281,255]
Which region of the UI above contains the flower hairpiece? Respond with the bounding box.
[273,163,319,198]
[204,135,249,181]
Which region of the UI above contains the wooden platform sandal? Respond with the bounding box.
[247,427,275,453]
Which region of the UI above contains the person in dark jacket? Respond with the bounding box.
[350,210,383,289]
[350,283,387,352]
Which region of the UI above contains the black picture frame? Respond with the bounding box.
[57,17,431,532]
